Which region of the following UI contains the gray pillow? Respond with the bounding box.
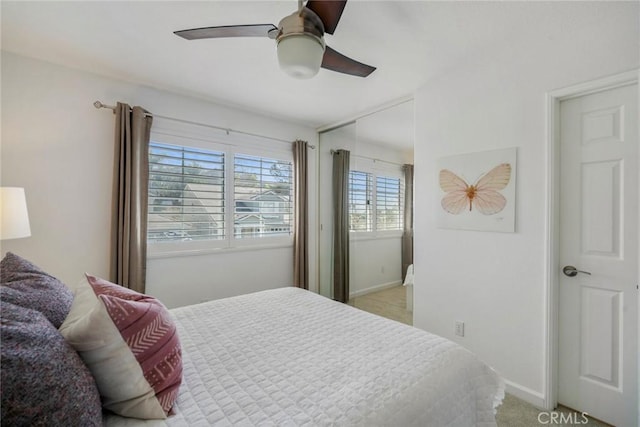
[0,301,103,425]
[0,252,73,328]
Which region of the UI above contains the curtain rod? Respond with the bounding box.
[93,101,315,149]
[330,149,405,167]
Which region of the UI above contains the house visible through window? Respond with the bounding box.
[348,169,403,233]
[147,137,293,251]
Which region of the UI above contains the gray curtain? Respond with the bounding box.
[293,140,309,289]
[402,164,414,279]
[110,102,153,293]
[332,149,350,303]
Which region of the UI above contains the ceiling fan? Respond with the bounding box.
[174,0,376,79]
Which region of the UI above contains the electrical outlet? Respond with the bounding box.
[455,320,465,337]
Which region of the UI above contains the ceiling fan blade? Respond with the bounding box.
[174,24,277,40]
[305,0,347,35]
[322,46,376,77]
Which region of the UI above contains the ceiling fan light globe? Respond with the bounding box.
[277,34,325,79]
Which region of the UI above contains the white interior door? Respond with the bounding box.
[558,82,638,426]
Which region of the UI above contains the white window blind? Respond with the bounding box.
[349,170,373,232]
[376,175,404,231]
[233,153,293,239]
[148,142,225,243]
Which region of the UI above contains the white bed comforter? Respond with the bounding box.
[105,287,504,427]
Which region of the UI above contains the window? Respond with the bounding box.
[234,154,293,239]
[348,169,404,233]
[349,170,373,231]
[147,126,294,253]
[148,142,225,243]
[376,175,403,231]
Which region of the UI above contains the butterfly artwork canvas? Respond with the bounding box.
[436,148,517,232]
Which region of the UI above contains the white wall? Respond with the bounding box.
[349,236,402,297]
[413,2,639,406]
[1,52,318,307]
[318,122,412,299]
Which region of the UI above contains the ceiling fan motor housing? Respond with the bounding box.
[275,8,326,79]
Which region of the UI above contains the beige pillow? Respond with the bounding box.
[59,276,170,419]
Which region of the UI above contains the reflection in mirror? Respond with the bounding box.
[318,99,414,325]
[356,100,414,162]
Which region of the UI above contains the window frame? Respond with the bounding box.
[147,119,294,257]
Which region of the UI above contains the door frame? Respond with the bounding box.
[544,69,639,412]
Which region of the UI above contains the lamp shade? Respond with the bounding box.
[277,34,325,79]
[1,187,31,240]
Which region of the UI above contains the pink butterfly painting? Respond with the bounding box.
[439,163,512,215]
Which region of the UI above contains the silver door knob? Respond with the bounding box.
[562,265,591,277]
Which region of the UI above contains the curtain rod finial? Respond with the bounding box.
[94,100,117,113]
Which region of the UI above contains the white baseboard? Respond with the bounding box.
[504,379,546,409]
[349,280,402,298]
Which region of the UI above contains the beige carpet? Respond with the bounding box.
[496,393,611,427]
[348,285,412,325]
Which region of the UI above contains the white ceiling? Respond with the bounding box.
[0,1,619,151]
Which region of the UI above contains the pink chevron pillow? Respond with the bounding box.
[88,275,182,414]
[59,274,182,419]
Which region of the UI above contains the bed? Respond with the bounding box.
[1,252,503,426]
[105,287,503,426]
